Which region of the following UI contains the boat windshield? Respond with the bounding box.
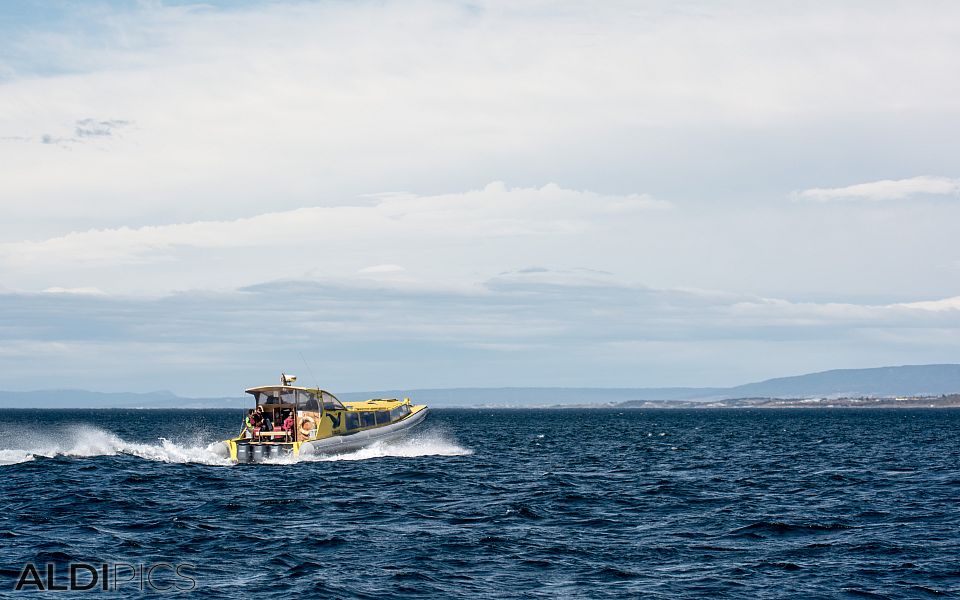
[252,389,344,411]
[320,391,345,410]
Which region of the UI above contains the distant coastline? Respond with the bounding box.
[4,364,960,409]
[560,394,960,410]
[2,397,960,410]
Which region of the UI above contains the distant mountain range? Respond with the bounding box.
[712,363,960,400]
[3,364,960,408]
[0,389,243,409]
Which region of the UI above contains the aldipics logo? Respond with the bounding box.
[13,562,197,592]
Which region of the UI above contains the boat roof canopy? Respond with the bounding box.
[246,384,309,395]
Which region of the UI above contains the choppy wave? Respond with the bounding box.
[3,408,960,599]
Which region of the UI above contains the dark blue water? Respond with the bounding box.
[1,409,959,598]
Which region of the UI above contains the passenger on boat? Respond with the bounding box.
[243,409,255,438]
[281,411,294,441]
[256,405,273,432]
[250,410,263,437]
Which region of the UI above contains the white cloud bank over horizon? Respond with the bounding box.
[3,175,958,301]
[1,270,959,395]
[0,182,673,296]
[0,182,666,265]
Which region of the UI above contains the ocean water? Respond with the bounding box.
[1,408,959,598]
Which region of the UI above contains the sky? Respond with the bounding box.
[1,0,959,396]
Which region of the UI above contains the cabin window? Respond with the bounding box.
[297,391,320,411]
[321,391,346,410]
[345,412,360,431]
[389,405,410,421]
[254,390,318,410]
[360,412,376,428]
[375,411,391,425]
[256,391,291,405]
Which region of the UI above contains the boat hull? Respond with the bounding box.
[299,406,428,457]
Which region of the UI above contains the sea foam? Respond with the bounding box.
[305,430,474,462]
[0,425,469,466]
[0,425,231,466]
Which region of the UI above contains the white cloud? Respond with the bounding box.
[41,286,106,295]
[0,182,667,292]
[796,176,960,202]
[894,296,960,312]
[358,264,406,274]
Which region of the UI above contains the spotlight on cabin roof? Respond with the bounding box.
[281,373,297,386]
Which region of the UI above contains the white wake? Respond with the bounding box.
[305,430,473,462]
[0,449,35,466]
[0,425,471,466]
[0,425,231,466]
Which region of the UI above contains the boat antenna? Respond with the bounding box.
[299,351,322,392]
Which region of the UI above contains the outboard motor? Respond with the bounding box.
[251,444,265,463]
[236,443,252,464]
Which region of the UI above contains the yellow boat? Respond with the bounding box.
[213,374,429,463]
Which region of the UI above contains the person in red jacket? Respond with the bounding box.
[281,411,295,441]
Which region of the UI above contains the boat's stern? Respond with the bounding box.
[217,439,301,464]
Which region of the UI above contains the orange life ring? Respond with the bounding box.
[298,416,317,438]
